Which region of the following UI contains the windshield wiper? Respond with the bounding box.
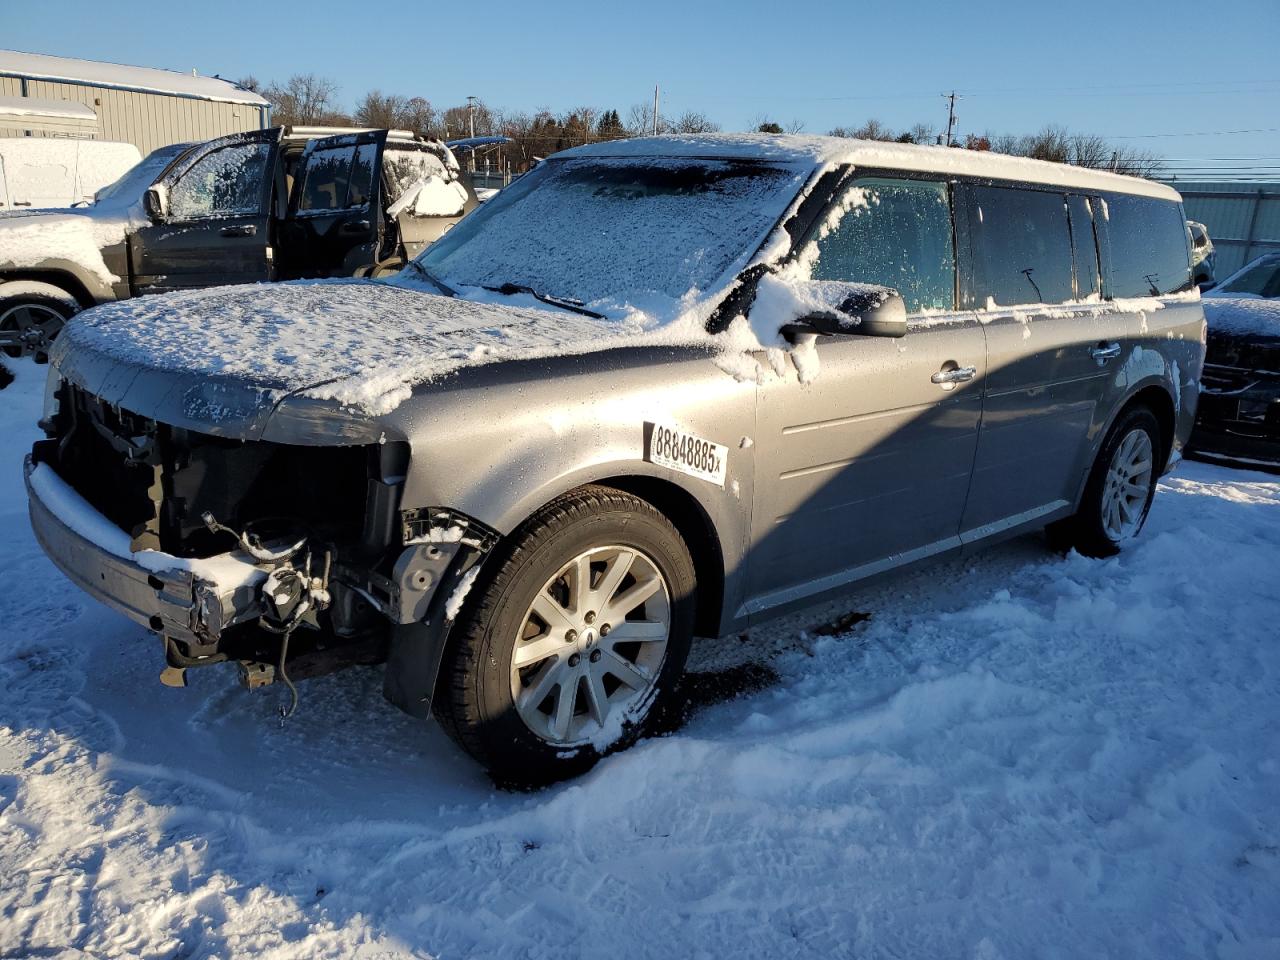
[407,261,457,297]
[480,282,605,319]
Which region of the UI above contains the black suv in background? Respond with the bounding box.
[0,126,478,357]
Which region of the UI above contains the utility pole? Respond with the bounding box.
[943,91,959,147]
[466,95,478,173]
[652,83,660,136]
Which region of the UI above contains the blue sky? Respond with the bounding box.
[7,0,1280,163]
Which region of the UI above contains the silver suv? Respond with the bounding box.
[25,135,1204,783]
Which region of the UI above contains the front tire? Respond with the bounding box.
[434,487,696,785]
[0,281,80,360]
[1049,406,1163,558]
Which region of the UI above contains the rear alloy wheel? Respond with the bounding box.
[434,487,696,785]
[1048,405,1163,558]
[1100,428,1155,541]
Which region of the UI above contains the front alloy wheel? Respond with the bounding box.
[434,486,696,785]
[511,546,671,745]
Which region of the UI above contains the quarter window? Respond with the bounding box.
[967,186,1075,307]
[809,177,955,313]
[1104,195,1193,298]
[168,142,270,220]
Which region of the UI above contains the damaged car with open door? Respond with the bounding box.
[0,127,475,358]
[25,135,1202,784]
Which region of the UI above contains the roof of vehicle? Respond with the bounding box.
[0,94,97,120]
[0,49,268,106]
[562,133,1182,202]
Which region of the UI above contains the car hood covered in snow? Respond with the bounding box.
[1203,296,1280,343]
[50,277,671,441]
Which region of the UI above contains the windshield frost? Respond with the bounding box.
[416,157,808,318]
[91,143,190,209]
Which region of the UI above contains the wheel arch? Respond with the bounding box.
[0,271,96,310]
[482,468,731,641]
[1114,381,1177,470]
[589,474,727,639]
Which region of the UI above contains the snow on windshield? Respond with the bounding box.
[92,143,189,209]
[417,157,809,323]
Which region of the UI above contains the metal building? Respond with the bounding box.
[0,49,269,155]
[1165,180,1280,278]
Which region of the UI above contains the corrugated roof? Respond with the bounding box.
[0,50,268,106]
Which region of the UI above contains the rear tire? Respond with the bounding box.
[1048,406,1163,558]
[0,281,80,361]
[434,486,696,786]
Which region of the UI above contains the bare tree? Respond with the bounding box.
[262,74,341,125]
[829,118,896,141]
[626,101,669,135]
[671,110,720,134]
[353,91,437,135]
[354,90,408,129]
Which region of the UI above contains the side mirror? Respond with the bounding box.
[755,274,908,339]
[805,287,908,339]
[143,185,167,220]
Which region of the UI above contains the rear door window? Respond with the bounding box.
[1103,195,1192,298]
[299,144,356,212]
[346,142,378,208]
[809,177,956,313]
[966,186,1075,307]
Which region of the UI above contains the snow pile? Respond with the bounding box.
[0,210,125,285]
[1203,296,1280,340]
[384,175,468,219]
[2,362,1279,958]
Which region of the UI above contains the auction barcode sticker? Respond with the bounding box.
[644,423,728,487]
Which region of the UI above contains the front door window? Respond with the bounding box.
[168,142,271,220]
[809,177,956,313]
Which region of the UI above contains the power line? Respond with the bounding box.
[1110,127,1280,139]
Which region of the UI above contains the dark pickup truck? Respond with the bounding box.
[0,126,478,356]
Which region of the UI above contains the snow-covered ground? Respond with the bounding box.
[2,358,1278,959]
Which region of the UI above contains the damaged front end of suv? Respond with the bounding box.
[25,349,496,718]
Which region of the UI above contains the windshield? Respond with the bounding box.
[415,156,809,317]
[1219,257,1280,298]
[92,143,192,209]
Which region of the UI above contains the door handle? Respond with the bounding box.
[1090,341,1122,364]
[931,365,977,385]
[339,220,372,234]
[220,224,257,237]
[13,200,31,207]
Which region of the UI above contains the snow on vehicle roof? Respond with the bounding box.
[562,134,1181,202]
[0,50,268,106]
[0,94,96,119]
[1203,297,1280,341]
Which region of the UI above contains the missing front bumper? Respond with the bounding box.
[24,456,267,648]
